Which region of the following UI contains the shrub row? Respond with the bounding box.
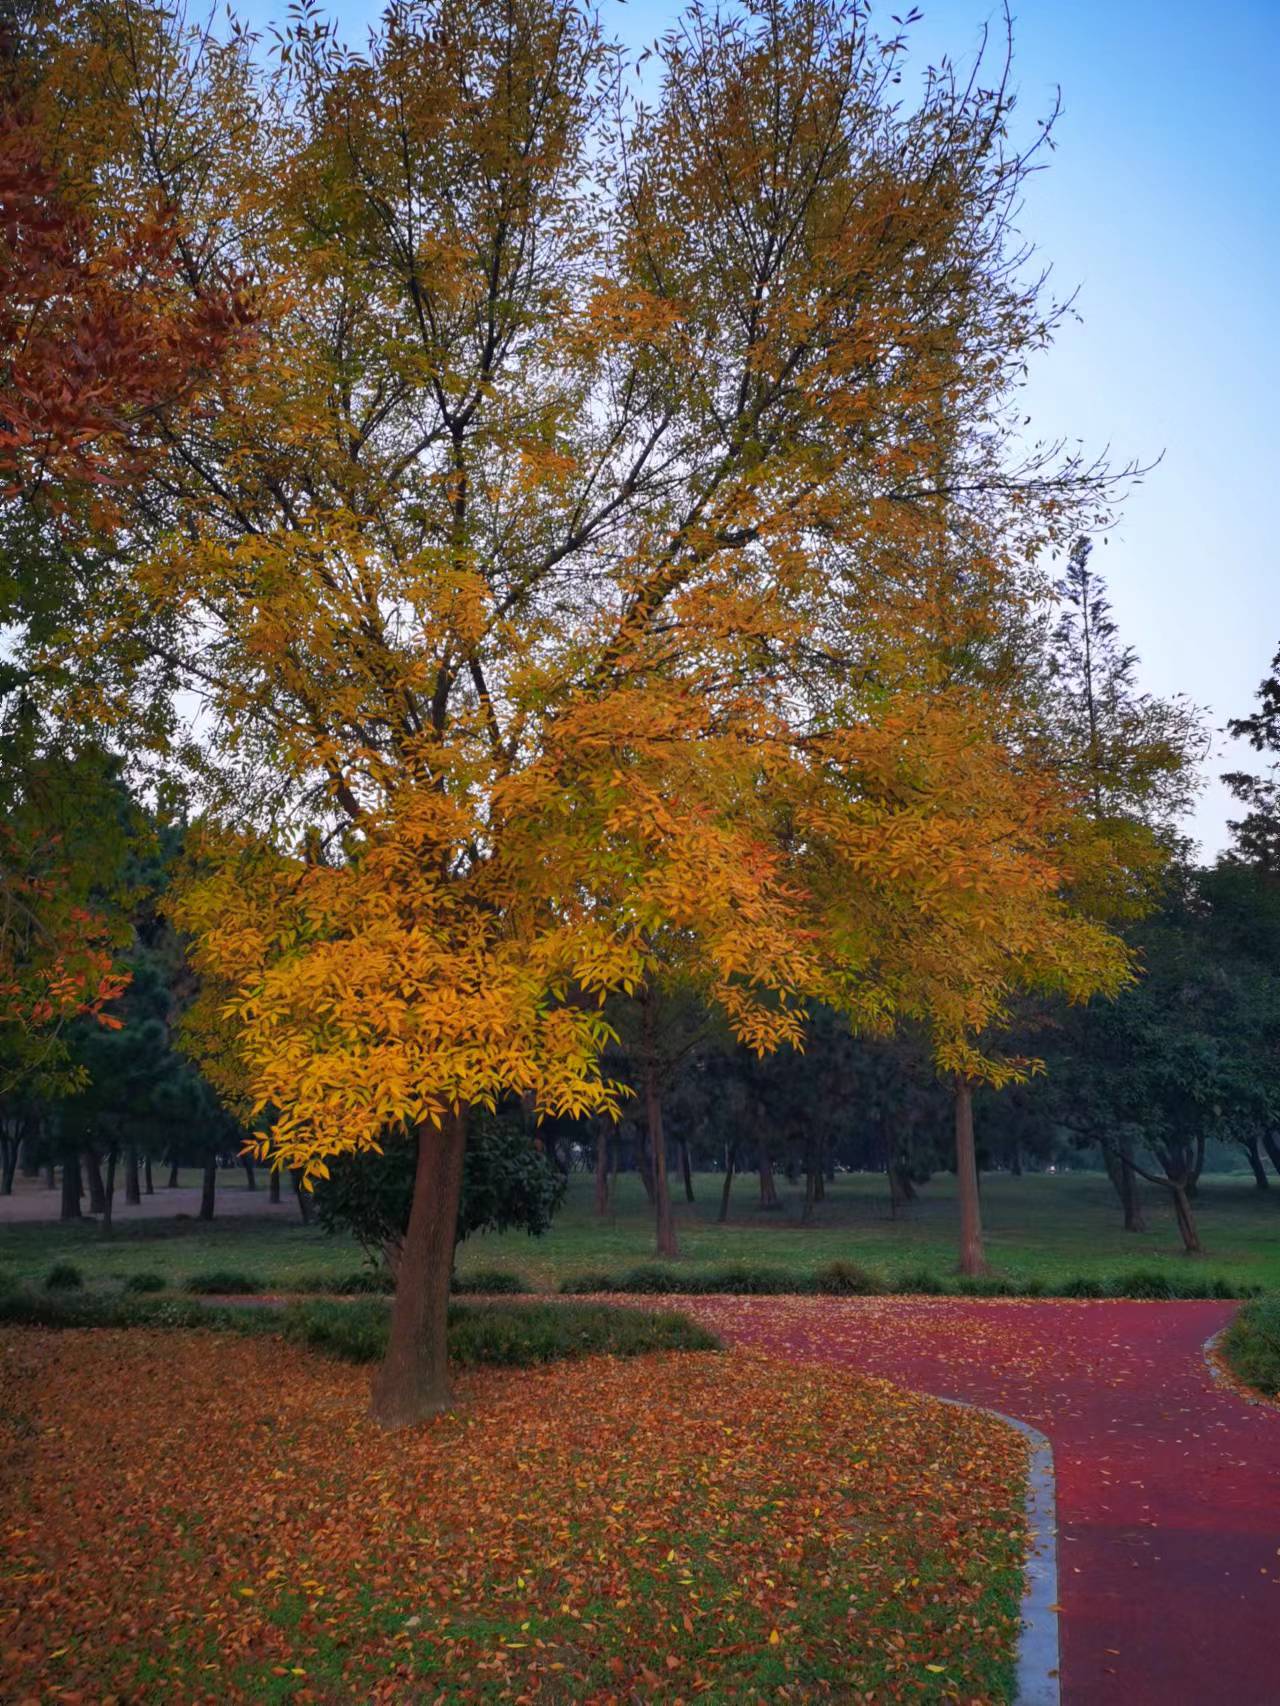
[559,1261,1258,1301]
[0,1288,720,1368]
[1219,1298,1280,1397]
[180,1267,532,1297]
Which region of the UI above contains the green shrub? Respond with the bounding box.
[45,1263,83,1291]
[895,1269,947,1296]
[447,1302,721,1367]
[282,1300,389,1362]
[814,1260,885,1296]
[1022,1279,1047,1297]
[559,1272,617,1295]
[1058,1276,1106,1298]
[184,1271,267,1296]
[452,1269,531,1295]
[123,1272,166,1294]
[289,1270,395,1296]
[618,1264,682,1294]
[1109,1270,1174,1300]
[955,1275,1018,1297]
[1220,1298,1280,1397]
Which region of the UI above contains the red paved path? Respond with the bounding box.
[679,1297,1280,1706]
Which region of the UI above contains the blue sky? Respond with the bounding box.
[243,0,1278,856]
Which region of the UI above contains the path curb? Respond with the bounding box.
[938,1399,1060,1706]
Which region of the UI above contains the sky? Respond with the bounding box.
[241,0,1279,857]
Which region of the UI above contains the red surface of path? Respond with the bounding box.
[680,1297,1280,1706]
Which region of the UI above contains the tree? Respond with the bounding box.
[1224,646,1280,875]
[54,0,1139,1416]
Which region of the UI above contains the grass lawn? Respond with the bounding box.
[3,1167,1278,1294]
[0,1328,1026,1703]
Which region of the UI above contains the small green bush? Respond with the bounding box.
[692,1265,795,1295]
[559,1272,617,1295]
[1220,1298,1280,1397]
[895,1269,947,1296]
[289,1270,395,1296]
[447,1302,721,1367]
[814,1260,885,1296]
[45,1263,83,1291]
[955,1275,1018,1297]
[1058,1276,1106,1298]
[282,1300,388,1362]
[618,1264,682,1294]
[1022,1279,1047,1297]
[184,1271,267,1296]
[1109,1270,1174,1300]
[123,1272,166,1294]
[452,1269,531,1295]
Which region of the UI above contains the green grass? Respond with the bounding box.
[1219,1297,1280,1397]
[4,1168,1278,1296]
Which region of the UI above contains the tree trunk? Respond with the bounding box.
[1009,1141,1023,1177]
[44,1161,56,1189]
[813,1135,826,1202]
[60,1155,82,1221]
[1188,1132,1206,1196]
[1245,1134,1269,1190]
[1105,1134,1146,1231]
[757,1132,779,1209]
[679,1138,695,1203]
[124,1144,141,1205]
[0,1133,16,1195]
[268,1167,281,1204]
[242,1159,257,1191]
[291,1168,313,1225]
[593,1119,610,1216]
[143,1156,154,1194]
[954,1080,986,1277]
[801,1149,818,1224]
[199,1158,216,1221]
[718,1142,737,1224]
[634,1121,656,1204]
[1262,1130,1280,1180]
[1171,1182,1203,1255]
[83,1145,106,1214]
[101,1145,119,1235]
[168,1160,180,1188]
[642,1025,678,1258]
[371,1108,468,1427]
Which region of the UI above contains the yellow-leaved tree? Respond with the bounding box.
[50,0,1138,1418]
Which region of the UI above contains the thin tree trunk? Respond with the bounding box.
[60,1155,82,1221]
[1245,1134,1269,1190]
[0,1134,16,1195]
[1262,1130,1280,1180]
[641,1008,677,1258]
[634,1121,656,1204]
[371,1108,468,1427]
[101,1145,119,1235]
[168,1160,180,1188]
[45,1161,56,1188]
[124,1144,141,1205]
[268,1167,281,1204]
[242,1159,256,1190]
[1009,1141,1023,1177]
[291,1168,313,1225]
[83,1145,106,1213]
[813,1134,825,1202]
[1171,1182,1203,1255]
[954,1080,986,1277]
[679,1137,695,1202]
[593,1119,610,1217]
[718,1142,737,1223]
[199,1159,216,1221]
[801,1149,818,1224]
[1105,1133,1146,1232]
[1188,1132,1206,1196]
[143,1156,154,1194]
[758,1132,779,1209]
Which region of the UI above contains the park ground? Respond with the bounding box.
[4,1170,1279,1703]
[1,1166,1277,1294]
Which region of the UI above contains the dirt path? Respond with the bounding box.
[680,1296,1279,1706]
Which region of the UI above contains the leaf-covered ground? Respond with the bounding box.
[1,1329,1026,1703]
